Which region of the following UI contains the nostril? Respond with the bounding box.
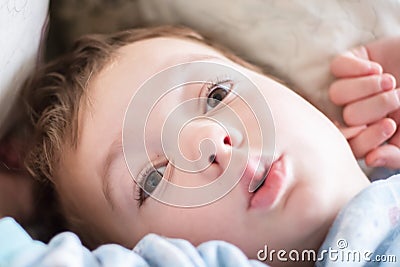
[208,154,216,163]
[223,135,232,146]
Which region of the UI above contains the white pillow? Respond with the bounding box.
[137,0,400,122]
[0,1,49,138]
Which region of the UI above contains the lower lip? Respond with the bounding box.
[250,156,286,210]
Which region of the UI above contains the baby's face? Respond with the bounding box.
[56,37,369,261]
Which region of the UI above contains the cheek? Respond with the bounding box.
[171,169,220,187]
[141,193,247,242]
[285,182,328,224]
[140,204,207,242]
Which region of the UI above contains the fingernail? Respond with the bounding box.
[371,159,385,167]
[383,121,395,137]
[369,62,382,74]
[381,74,395,91]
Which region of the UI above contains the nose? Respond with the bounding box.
[177,118,240,173]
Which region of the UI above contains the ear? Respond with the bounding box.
[0,136,24,170]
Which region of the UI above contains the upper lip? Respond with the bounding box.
[240,155,274,197]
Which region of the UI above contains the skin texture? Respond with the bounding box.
[329,36,400,169]
[0,137,34,222]
[0,171,33,221]
[54,37,370,266]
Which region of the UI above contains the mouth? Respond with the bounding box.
[242,155,287,210]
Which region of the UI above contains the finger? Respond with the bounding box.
[348,118,396,158]
[365,144,400,169]
[331,47,383,78]
[329,73,396,105]
[365,37,400,83]
[388,108,400,124]
[388,127,400,147]
[343,89,400,126]
[338,125,367,139]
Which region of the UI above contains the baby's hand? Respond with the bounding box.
[329,45,400,169]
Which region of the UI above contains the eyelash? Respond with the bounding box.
[135,78,234,207]
[203,78,234,111]
[135,161,169,207]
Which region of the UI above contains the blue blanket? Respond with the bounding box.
[0,218,267,267]
[317,174,400,266]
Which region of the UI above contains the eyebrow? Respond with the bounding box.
[101,132,123,208]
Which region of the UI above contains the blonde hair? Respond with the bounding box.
[21,25,269,245]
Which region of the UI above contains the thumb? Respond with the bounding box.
[336,124,367,139]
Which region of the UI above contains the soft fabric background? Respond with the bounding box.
[48,0,400,123]
[0,0,49,138]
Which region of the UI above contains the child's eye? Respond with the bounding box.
[206,81,233,112]
[136,166,165,206]
[144,168,163,193]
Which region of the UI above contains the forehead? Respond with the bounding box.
[83,36,228,122]
[116,37,225,76]
[83,37,227,114]
[84,36,228,119]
